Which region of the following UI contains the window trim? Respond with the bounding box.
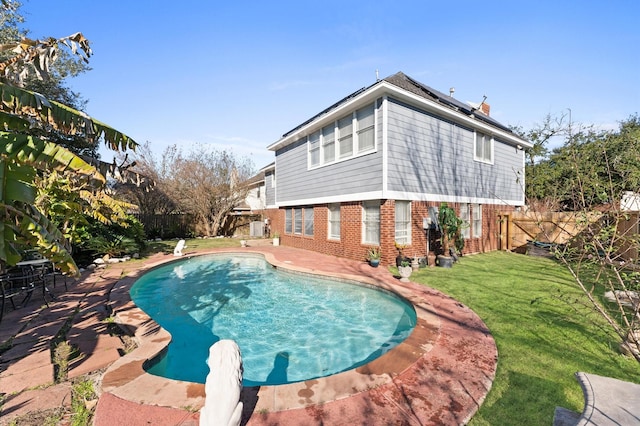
[328,203,340,241]
[321,124,335,164]
[304,207,314,236]
[356,103,376,154]
[362,200,380,245]
[459,203,470,239]
[306,102,378,170]
[285,208,292,234]
[337,115,354,159]
[294,208,302,235]
[394,200,412,245]
[308,130,320,167]
[474,131,494,164]
[472,204,482,238]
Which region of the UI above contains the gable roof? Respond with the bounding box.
[270,71,529,151]
[382,72,513,133]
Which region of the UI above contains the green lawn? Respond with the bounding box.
[407,251,640,425]
[142,236,245,255]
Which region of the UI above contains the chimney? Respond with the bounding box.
[479,102,490,116]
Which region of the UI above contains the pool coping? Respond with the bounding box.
[99,247,498,424]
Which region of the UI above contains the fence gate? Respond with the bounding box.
[499,211,600,253]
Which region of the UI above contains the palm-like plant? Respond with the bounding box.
[438,202,464,257]
[0,32,137,276]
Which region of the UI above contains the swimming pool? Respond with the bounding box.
[130,253,416,386]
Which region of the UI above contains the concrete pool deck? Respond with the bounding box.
[0,243,497,425]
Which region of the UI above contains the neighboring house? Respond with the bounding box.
[230,164,273,237]
[244,164,271,212]
[263,72,532,265]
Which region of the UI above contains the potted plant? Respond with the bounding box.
[398,259,412,282]
[366,247,381,267]
[273,233,280,246]
[394,242,410,267]
[437,202,464,268]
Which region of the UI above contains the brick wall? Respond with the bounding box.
[265,201,516,266]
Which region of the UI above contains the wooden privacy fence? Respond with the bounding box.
[616,211,640,262]
[498,211,602,253]
[133,213,195,239]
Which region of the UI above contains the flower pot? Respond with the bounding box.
[240,240,247,247]
[369,259,380,267]
[437,255,454,268]
[398,265,412,282]
[273,237,280,246]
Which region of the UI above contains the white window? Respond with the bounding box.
[304,207,314,236]
[321,124,335,164]
[472,204,482,238]
[328,203,340,240]
[459,203,470,239]
[285,209,292,234]
[338,115,353,159]
[271,171,276,188]
[308,132,320,167]
[394,200,411,245]
[306,102,377,168]
[475,131,493,163]
[362,201,380,245]
[294,208,302,234]
[356,104,375,153]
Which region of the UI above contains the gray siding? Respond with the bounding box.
[276,141,383,204]
[265,170,276,206]
[386,98,523,202]
[275,104,384,204]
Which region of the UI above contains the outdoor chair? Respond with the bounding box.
[0,269,36,324]
[27,264,57,302]
[37,262,67,291]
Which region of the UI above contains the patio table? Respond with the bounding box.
[15,259,55,304]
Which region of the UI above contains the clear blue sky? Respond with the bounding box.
[20,0,640,170]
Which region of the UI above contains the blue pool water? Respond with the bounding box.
[130,254,416,386]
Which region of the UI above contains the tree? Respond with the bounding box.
[0,26,137,275]
[164,144,254,236]
[526,116,640,211]
[524,114,640,363]
[1,2,98,159]
[514,112,570,209]
[438,202,464,256]
[121,144,254,237]
[113,141,175,216]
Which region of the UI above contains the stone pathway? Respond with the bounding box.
[0,263,140,424]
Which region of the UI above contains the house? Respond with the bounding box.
[230,164,273,237]
[262,72,532,265]
[238,164,271,213]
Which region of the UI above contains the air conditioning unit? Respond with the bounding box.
[250,221,264,237]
